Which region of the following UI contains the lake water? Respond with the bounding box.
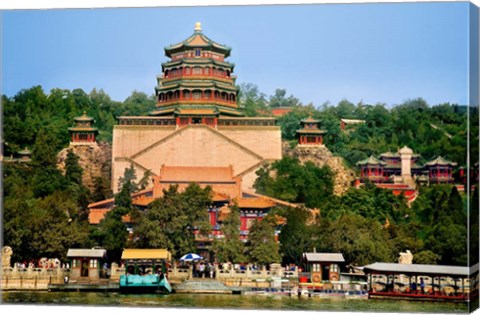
[0,291,471,313]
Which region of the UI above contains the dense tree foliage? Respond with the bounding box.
[3,86,155,155]
[212,204,246,263]
[91,207,129,263]
[3,163,92,263]
[256,156,471,266]
[246,216,281,266]
[132,184,213,259]
[277,206,318,266]
[254,157,334,208]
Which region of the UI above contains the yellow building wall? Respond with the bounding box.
[111,124,281,193]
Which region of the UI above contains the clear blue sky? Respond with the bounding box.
[1,2,471,107]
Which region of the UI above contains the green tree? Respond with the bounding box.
[411,185,468,265]
[92,207,129,263]
[324,213,395,266]
[269,89,300,108]
[24,192,91,261]
[278,206,316,265]
[31,129,66,198]
[238,83,270,117]
[246,216,281,266]
[92,176,112,202]
[133,185,187,254]
[2,164,35,262]
[414,250,441,265]
[181,183,213,237]
[212,204,245,263]
[122,91,156,116]
[253,157,334,208]
[64,150,83,185]
[115,165,138,210]
[32,128,60,168]
[133,184,212,258]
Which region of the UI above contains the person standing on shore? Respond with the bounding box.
[209,263,214,278]
[199,262,205,278]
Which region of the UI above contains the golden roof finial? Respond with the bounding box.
[195,22,202,32]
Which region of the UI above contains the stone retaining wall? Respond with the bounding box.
[2,267,83,290]
[1,265,298,291]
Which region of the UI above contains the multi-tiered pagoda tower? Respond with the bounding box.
[111,23,282,193]
[152,22,242,125]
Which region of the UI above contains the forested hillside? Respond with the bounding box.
[2,84,478,267]
[4,84,478,168]
[239,83,478,168]
[3,86,156,156]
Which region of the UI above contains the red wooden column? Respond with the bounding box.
[240,216,247,231]
[209,210,217,227]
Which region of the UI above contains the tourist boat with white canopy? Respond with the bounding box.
[363,262,479,302]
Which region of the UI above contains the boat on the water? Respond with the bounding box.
[119,248,172,294]
[119,274,172,294]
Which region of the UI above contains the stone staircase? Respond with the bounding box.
[173,279,242,294]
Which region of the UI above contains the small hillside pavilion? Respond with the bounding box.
[68,112,98,144]
[424,156,457,184]
[356,155,387,183]
[296,116,327,146]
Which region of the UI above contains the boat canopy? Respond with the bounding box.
[121,249,172,261]
[363,262,479,277]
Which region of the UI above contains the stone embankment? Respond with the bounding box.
[282,142,355,195]
[1,267,65,290]
[1,264,298,291]
[57,141,112,192]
